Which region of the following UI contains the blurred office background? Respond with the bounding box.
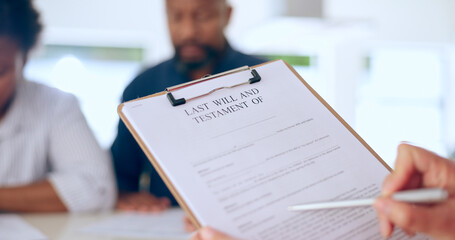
[27,0,455,167]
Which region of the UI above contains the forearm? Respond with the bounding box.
[0,180,67,212]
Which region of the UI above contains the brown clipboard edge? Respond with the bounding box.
[116,59,392,230]
[281,60,392,172]
[117,91,203,229]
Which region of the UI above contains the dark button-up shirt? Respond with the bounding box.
[111,44,265,205]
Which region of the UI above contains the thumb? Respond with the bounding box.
[376,198,446,235]
[199,227,237,240]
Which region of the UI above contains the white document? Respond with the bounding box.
[81,208,190,239]
[120,60,429,239]
[0,214,47,240]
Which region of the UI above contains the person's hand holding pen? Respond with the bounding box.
[190,143,455,240]
[374,143,455,239]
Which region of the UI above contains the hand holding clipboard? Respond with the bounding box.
[118,60,430,239]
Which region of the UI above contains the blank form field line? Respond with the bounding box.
[211,116,277,139]
[208,145,341,188]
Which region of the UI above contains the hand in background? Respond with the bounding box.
[374,143,455,239]
[190,227,238,240]
[116,192,170,212]
[184,214,197,233]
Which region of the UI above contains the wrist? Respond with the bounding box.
[0,187,11,211]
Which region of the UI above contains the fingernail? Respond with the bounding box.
[200,227,215,239]
[374,199,384,211]
[382,182,393,196]
[374,199,390,215]
[382,201,390,215]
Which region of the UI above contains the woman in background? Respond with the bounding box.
[0,0,116,212]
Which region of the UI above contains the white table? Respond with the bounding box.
[21,211,188,240]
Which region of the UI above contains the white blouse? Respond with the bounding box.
[0,80,116,212]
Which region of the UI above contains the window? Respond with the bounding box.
[25,45,144,148]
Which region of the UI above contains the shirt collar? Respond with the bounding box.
[213,42,239,73]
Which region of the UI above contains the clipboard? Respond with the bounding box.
[117,60,393,238]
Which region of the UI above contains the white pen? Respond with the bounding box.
[288,188,449,211]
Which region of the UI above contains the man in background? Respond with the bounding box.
[112,0,265,211]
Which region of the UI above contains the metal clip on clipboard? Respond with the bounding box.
[165,66,261,106]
